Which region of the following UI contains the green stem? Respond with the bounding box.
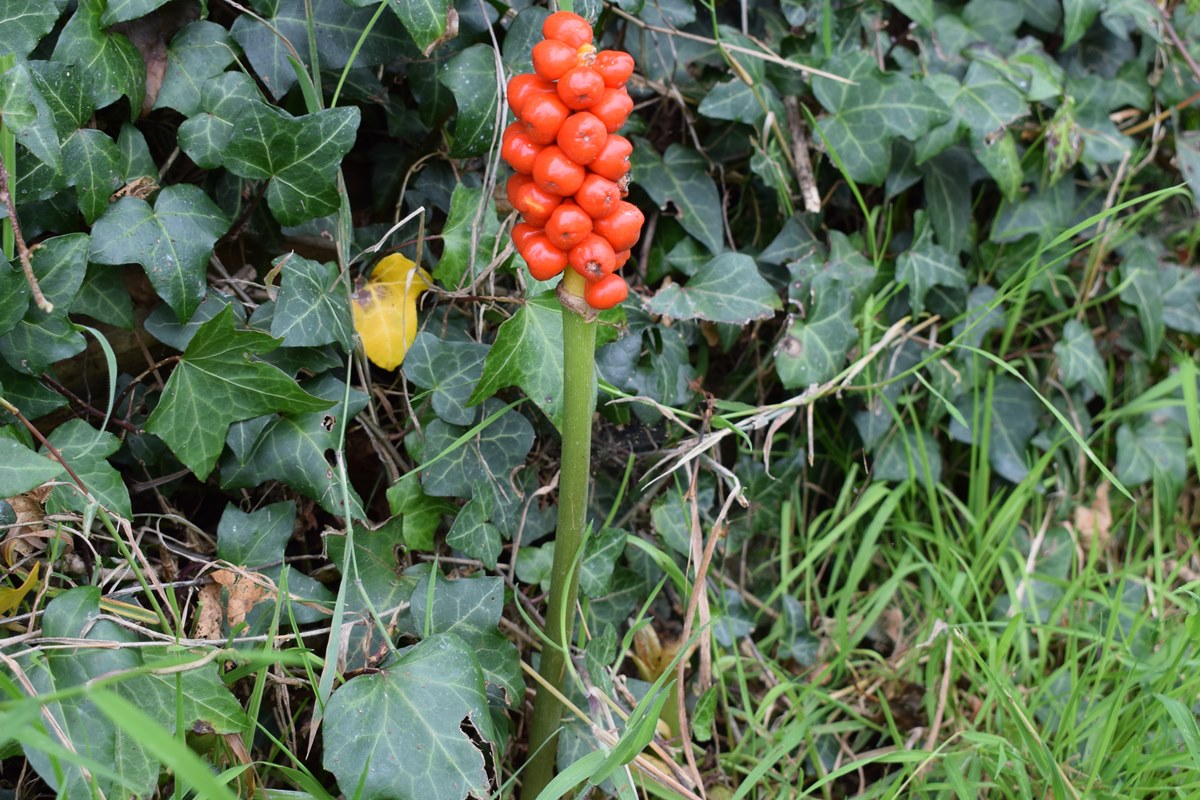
[1,54,15,262]
[521,270,596,800]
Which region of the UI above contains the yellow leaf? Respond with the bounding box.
[0,561,39,619]
[351,254,433,370]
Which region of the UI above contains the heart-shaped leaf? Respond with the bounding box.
[223,103,360,226]
[145,305,333,480]
[89,184,231,322]
[323,634,498,800]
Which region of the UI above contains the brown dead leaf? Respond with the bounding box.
[211,569,271,629]
[1074,483,1112,551]
[2,487,70,566]
[194,582,224,640]
[111,176,159,202]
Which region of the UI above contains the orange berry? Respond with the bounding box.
[519,92,570,144]
[520,231,568,280]
[557,66,605,110]
[532,145,586,196]
[589,87,633,132]
[543,11,593,49]
[584,273,628,309]
[589,134,632,181]
[501,123,542,174]
[512,222,539,251]
[555,112,607,165]
[574,173,621,219]
[568,233,617,280]
[507,74,553,115]
[594,50,635,88]
[545,201,593,250]
[592,200,644,251]
[507,174,561,226]
[613,249,631,269]
[531,39,579,81]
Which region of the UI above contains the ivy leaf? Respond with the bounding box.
[468,293,620,430]
[0,62,62,171]
[920,148,973,254]
[217,501,295,567]
[387,474,456,551]
[896,222,967,315]
[579,527,625,598]
[145,305,333,480]
[648,252,781,323]
[953,285,1006,349]
[408,570,522,704]
[2,0,63,59]
[177,72,261,170]
[949,376,1039,484]
[29,233,89,310]
[873,428,942,486]
[153,21,239,117]
[71,265,134,328]
[501,7,549,74]
[439,45,499,159]
[698,79,784,126]
[1063,0,1103,47]
[89,184,230,322]
[404,332,489,426]
[1116,415,1188,489]
[1053,320,1107,397]
[62,128,122,223]
[885,0,934,27]
[446,494,501,569]
[327,519,417,612]
[220,374,368,517]
[634,143,724,253]
[0,435,64,496]
[0,265,29,336]
[917,64,1028,200]
[1119,240,1165,357]
[271,254,352,349]
[1161,264,1200,335]
[775,282,857,389]
[223,103,361,226]
[0,310,85,374]
[1178,130,1200,211]
[413,399,533,500]
[991,179,1076,244]
[101,0,172,25]
[812,51,950,185]
[435,184,501,288]
[322,634,497,800]
[29,60,92,137]
[384,0,453,54]
[409,571,524,706]
[51,0,145,114]
[42,420,131,523]
[21,588,248,800]
[230,0,408,99]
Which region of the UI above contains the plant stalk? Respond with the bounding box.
[522,269,596,800]
[2,54,16,262]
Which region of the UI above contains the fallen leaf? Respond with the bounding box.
[211,568,271,629]
[351,253,433,370]
[195,582,224,640]
[1074,482,1112,551]
[0,562,40,618]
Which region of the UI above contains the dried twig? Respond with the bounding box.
[0,149,52,313]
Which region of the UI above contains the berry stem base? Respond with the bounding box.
[521,268,595,800]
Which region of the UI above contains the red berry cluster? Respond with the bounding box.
[503,11,644,311]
